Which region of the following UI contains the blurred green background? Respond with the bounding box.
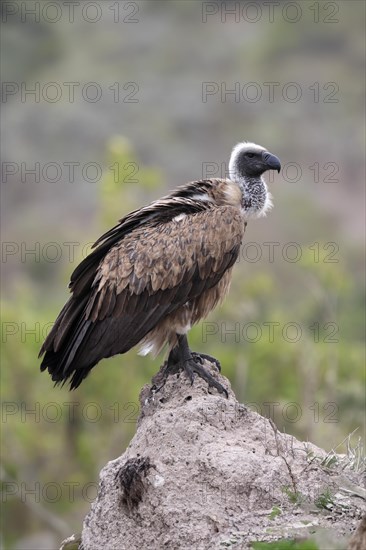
[1,1,365,548]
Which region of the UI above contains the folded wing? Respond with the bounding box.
[40,204,243,389]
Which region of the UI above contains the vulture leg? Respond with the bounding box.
[173,335,228,397]
[149,348,181,394]
[150,337,227,397]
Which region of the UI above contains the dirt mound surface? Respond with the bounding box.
[80,362,365,550]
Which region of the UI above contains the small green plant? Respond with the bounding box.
[281,485,305,506]
[318,430,365,474]
[314,488,335,510]
[269,506,282,520]
[320,454,339,469]
[252,538,319,549]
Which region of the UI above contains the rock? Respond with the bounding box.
[81,361,365,550]
[348,515,366,550]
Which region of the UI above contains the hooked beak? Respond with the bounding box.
[262,151,281,173]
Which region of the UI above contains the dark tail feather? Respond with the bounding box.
[39,296,95,388]
[40,295,177,390]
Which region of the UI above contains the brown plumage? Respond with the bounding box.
[39,142,281,394]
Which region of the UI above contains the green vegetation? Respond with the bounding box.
[3,140,364,547]
[269,506,282,520]
[281,486,305,507]
[314,488,335,511]
[2,2,364,548]
[252,540,319,550]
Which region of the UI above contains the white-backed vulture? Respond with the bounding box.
[39,142,281,395]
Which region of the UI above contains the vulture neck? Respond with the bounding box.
[235,173,270,219]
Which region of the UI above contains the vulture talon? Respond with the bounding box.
[149,382,165,395]
[182,360,196,386]
[157,338,228,397]
[191,352,221,372]
[164,335,229,397]
[149,360,179,396]
[181,358,228,398]
[192,362,228,397]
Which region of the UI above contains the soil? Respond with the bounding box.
[79,361,365,550]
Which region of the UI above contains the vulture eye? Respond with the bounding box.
[246,153,255,158]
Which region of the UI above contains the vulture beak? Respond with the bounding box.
[262,151,281,173]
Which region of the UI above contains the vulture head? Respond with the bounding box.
[228,142,281,219]
[229,142,281,180]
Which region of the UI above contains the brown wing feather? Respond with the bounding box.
[73,206,243,355]
[40,205,244,388]
[91,207,241,309]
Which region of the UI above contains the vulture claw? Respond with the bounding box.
[154,337,228,398]
[182,358,228,398]
[191,352,221,372]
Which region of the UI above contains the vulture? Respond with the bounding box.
[39,142,281,396]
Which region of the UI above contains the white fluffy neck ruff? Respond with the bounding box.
[228,142,272,219]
